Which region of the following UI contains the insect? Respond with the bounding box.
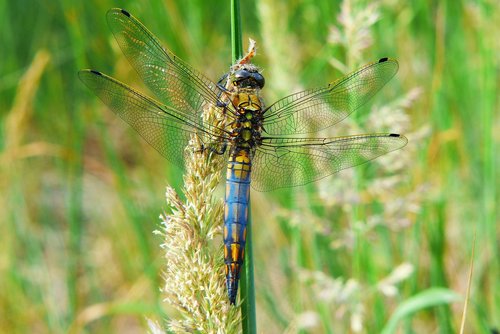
[79,8,408,305]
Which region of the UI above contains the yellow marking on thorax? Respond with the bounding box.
[234,93,262,112]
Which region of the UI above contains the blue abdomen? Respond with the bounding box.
[224,148,251,304]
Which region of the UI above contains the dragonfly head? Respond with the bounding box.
[231,64,265,89]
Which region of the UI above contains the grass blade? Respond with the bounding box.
[381,288,461,334]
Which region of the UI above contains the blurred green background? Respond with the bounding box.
[1,0,498,333]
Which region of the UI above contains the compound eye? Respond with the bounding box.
[251,72,265,88]
[233,69,250,85]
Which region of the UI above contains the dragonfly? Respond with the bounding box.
[79,8,408,305]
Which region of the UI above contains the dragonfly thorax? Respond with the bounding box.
[228,90,264,149]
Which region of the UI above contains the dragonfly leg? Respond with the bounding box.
[216,73,229,88]
[216,74,230,106]
[196,141,227,155]
[217,100,229,108]
[208,141,227,155]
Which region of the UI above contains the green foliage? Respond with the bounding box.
[1,0,498,333]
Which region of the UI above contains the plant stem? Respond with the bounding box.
[231,0,256,332]
[231,0,243,62]
[240,206,256,333]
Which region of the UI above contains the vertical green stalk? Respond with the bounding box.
[65,3,86,321]
[240,207,256,333]
[231,0,243,63]
[231,0,256,332]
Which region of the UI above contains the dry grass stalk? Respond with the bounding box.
[154,105,240,333]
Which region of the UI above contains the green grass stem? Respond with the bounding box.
[231,0,243,64]
[231,0,256,332]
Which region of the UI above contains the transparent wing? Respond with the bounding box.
[263,58,398,135]
[106,8,224,127]
[79,70,228,168]
[252,133,408,191]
